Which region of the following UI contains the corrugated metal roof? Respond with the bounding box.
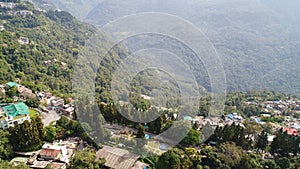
[40,148,61,159]
[96,146,140,169]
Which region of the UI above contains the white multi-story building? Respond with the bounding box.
[0,102,31,129]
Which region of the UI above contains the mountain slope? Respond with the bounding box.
[39,0,300,96]
[0,1,95,95]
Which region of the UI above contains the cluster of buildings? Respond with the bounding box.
[224,113,244,124]
[0,2,16,9]
[248,97,300,133]
[11,138,80,169]
[43,58,58,66]
[0,82,34,130]
[36,91,74,118]
[3,77,300,168]
[18,37,30,45]
[43,59,68,69]
[1,2,33,17]
[10,138,149,169]
[250,98,300,116]
[1,81,35,100]
[35,86,74,118]
[36,91,53,101]
[47,96,74,117]
[182,97,300,145]
[184,115,226,129]
[58,104,74,117]
[7,10,33,17]
[0,81,74,130]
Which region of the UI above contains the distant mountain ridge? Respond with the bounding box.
[31,0,300,96]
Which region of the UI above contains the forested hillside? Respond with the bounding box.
[0,1,184,105]
[40,0,300,96]
[0,1,95,96]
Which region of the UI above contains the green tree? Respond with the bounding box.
[275,157,291,169]
[6,86,19,98]
[68,149,105,169]
[136,124,146,151]
[31,118,41,144]
[255,130,268,152]
[25,98,39,108]
[0,91,5,99]
[264,160,279,169]
[55,116,98,148]
[8,119,43,151]
[136,124,146,138]
[179,129,201,147]
[237,154,261,169]
[44,126,57,142]
[157,148,192,169]
[0,130,13,160]
[210,124,250,149]
[34,116,45,140]
[142,156,159,169]
[270,129,299,157]
[199,146,222,168]
[217,142,243,168]
[184,148,202,168]
[148,113,163,134]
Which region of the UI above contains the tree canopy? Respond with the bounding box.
[68,149,105,169]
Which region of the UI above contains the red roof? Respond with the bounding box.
[281,127,300,136]
[40,148,61,158]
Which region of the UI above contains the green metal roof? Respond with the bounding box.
[3,102,29,117]
[6,82,20,88]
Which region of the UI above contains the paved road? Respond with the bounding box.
[41,110,60,126]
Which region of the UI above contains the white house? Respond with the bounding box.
[0,102,31,129]
[40,143,69,163]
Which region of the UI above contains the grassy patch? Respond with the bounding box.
[29,109,38,118]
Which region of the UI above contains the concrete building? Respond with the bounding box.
[39,143,69,163]
[51,98,64,107]
[0,102,31,129]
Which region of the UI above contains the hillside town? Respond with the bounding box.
[1,1,300,168]
[1,79,300,168]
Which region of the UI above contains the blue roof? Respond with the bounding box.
[227,114,234,119]
[254,118,261,123]
[6,82,20,88]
